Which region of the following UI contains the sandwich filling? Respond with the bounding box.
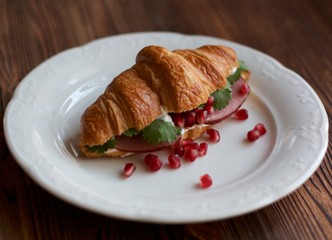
[85,61,249,155]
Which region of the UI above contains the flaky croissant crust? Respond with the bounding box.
[79,45,238,148]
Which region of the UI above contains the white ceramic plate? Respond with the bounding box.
[4,32,329,223]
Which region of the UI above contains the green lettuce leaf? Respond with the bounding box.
[227,60,249,84]
[86,137,116,154]
[211,81,232,110]
[122,128,140,137]
[142,119,181,144]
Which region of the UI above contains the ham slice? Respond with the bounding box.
[114,78,249,152]
[205,78,249,124]
[115,134,174,152]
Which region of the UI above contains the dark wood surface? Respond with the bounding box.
[1,0,331,239]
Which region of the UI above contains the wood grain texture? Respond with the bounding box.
[0,0,331,239]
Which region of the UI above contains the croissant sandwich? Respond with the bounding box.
[79,45,250,158]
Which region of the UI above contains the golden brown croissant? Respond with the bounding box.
[79,45,248,157]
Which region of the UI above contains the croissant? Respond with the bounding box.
[79,45,249,157]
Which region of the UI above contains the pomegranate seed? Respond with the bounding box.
[206,129,220,142]
[171,113,185,128]
[240,82,249,95]
[173,142,185,157]
[206,96,214,106]
[184,148,199,162]
[183,142,200,152]
[193,108,200,113]
[203,105,214,114]
[234,108,248,120]
[181,138,194,146]
[254,123,267,136]
[123,163,136,177]
[148,157,163,171]
[168,154,181,169]
[198,142,208,156]
[195,109,207,124]
[247,129,260,142]
[144,153,158,165]
[184,111,196,127]
[200,174,213,188]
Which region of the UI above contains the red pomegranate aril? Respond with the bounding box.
[168,154,181,169]
[198,142,208,156]
[184,111,196,127]
[240,82,249,95]
[193,108,200,113]
[247,129,260,142]
[181,138,194,146]
[149,157,163,171]
[204,105,214,114]
[195,109,207,124]
[144,153,158,165]
[234,108,248,120]
[123,163,136,177]
[183,142,199,151]
[206,96,214,106]
[254,123,267,136]
[172,113,185,128]
[184,148,199,162]
[200,174,213,188]
[206,129,220,142]
[173,143,185,157]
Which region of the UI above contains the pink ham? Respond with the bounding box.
[205,78,249,124]
[114,78,249,152]
[115,134,174,152]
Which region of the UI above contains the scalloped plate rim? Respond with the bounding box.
[3,32,329,223]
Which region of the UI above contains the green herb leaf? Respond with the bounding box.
[122,128,140,137]
[86,137,116,154]
[211,82,232,110]
[142,119,181,144]
[227,60,249,84]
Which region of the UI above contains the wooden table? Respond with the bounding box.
[1,0,331,239]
